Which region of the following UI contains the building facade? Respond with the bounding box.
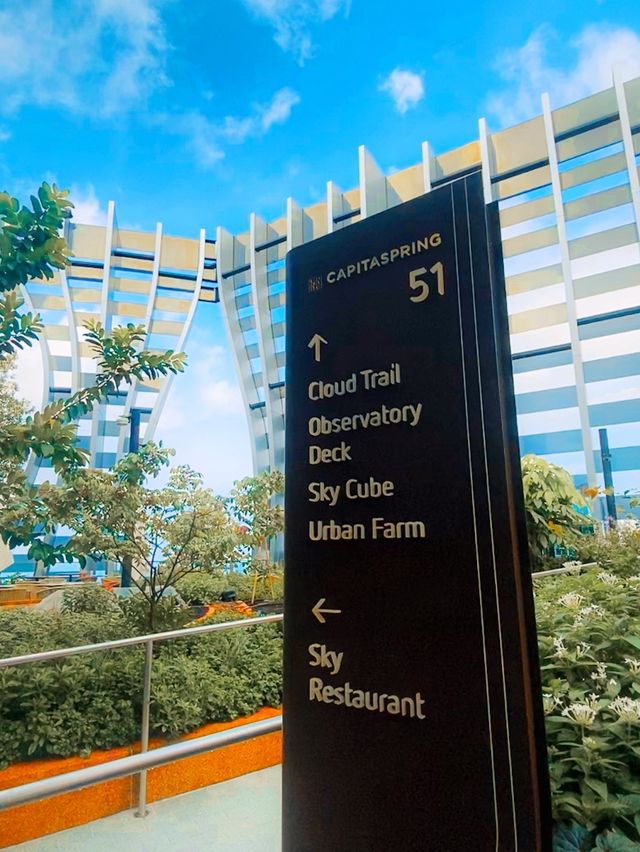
[217,72,640,498]
[23,206,216,485]
[24,73,640,502]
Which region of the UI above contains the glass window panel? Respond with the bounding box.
[571,243,640,279]
[513,363,576,394]
[510,322,571,354]
[576,286,640,320]
[565,204,634,241]
[508,283,566,315]
[503,244,562,277]
[540,450,587,475]
[519,430,583,455]
[586,376,640,406]
[516,386,578,414]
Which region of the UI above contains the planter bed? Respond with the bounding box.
[0,706,282,848]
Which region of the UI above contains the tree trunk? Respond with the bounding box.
[148,597,157,632]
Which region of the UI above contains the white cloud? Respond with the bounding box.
[379,69,425,115]
[69,184,109,226]
[201,380,244,415]
[159,344,245,427]
[487,24,640,127]
[222,87,300,142]
[159,87,301,168]
[0,0,168,116]
[158,342,225,431]
[260,87,301,131]
[155,339,252,493]
[170,112,226,168]
[241,0,350,64]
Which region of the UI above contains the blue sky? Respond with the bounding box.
[3,0,640,493]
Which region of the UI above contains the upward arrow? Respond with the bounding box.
[308,334,328,362]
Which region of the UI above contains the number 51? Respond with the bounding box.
[408,261,445,303]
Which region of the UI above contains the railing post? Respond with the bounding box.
[135,639,154,817]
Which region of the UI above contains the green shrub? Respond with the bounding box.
[153,621,283,737]
[0,607,282,767]
[61,584,121,615]
[223,570,283,603]
[0,609,131,657]
[221,571,255,602]
[117,594,192,634]
[573,527,640,579]
[174,572,227,605]
[0,650,144,764]
[536,568,640,845]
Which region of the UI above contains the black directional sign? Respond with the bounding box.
[283,172,551,851]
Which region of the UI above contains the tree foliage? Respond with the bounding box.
[0,184,71,358]
[521,454,590,568]
[0,358,29,476]
[230,469,285,551]
[0,183,72,292]
[0,321,186,478]
[229,469,284,602]
[0,289,43,356]
[0,444,242,627]
[0,182,187,574]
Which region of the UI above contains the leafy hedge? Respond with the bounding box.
[0,607,282,767]
[174,572,229,605]
[175,570,284,606]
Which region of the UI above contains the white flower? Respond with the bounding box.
[608,696,640,723]
[562,703,597,726]
[574,604,604,625]
[576,642,592,658]
[591,662,608,683]
[606,679,620,698]
[553,637,568,658]
[597,571,620,586]
[542,694,561,715]
[624,657,640,676]
[582,736,598,751]
[563,560,583,572]
[559,592,585,609]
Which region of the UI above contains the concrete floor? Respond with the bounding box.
[7,767,281,852]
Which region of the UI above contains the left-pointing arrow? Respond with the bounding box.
[312,598,342,624]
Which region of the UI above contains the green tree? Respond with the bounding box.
[0,357,29,479]
[0,183,69,356]
[228,470,284,601]
[521,454,590,568]
[0,183,186,570]
[0,445,241,628]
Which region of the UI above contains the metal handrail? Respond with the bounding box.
[531,561,598,579]
[0,612,283,816]
[0,715,282,812]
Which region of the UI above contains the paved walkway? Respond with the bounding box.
[7,767,281,852]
